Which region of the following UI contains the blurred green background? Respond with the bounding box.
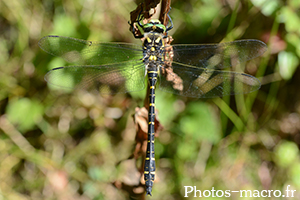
[1,0,300,199]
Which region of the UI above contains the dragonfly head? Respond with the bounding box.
[143,19,166,34]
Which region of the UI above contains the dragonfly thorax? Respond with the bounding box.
[143,33,164,72]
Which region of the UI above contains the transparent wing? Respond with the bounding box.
[38,35,143,65]
[159,62,261,98]
[165,39,267,69]
[45,60,146,94]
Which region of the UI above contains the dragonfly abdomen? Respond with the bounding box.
[144,69,158,196]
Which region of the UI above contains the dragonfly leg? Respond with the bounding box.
[129,9,145,39]
[166,8,173,32]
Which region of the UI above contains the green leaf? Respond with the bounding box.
[179,102,221,143]
[251,0,279,16]
[155,91,178,126]
[274,141,299,167]
[6,98,44,132]
[52,15,77,36]
[290,163,300,187]
[278,51,299,80]
[279,7,300,33]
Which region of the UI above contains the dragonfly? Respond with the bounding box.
[38,14,267,196]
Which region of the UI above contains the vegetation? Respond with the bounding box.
[1,0,300,199]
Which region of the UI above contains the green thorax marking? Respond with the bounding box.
[143,19,167,34]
